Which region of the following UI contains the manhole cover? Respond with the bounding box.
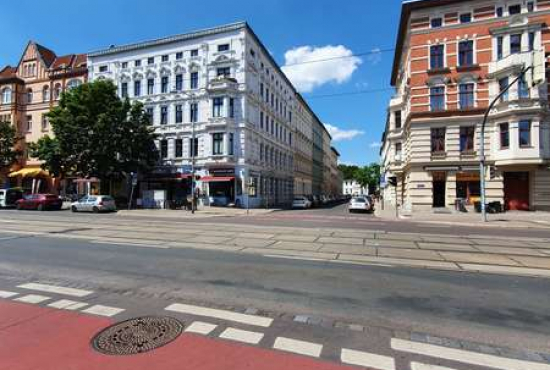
[92,316,184,355]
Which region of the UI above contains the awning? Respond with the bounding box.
[199,176,235,183]
[8,167,49,178]
[73,177,100,183]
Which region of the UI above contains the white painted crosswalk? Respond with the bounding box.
[18,283,93,297]
[165,303,273,327]
[0,290,18,298]
[82,304,125,317]
[185,321,218,335]
[273,337,323,358]
[14,294,51,304]
[47,299,88,311]
[219,327,264,344]
[411,362,458,370]
[392,338,550,370]
[341,348,396,370]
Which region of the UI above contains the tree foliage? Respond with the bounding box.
[31,80,158,183]
[0,121,21,171]
[338,163,381,190]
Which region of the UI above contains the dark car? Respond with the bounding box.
[16,194,63,211]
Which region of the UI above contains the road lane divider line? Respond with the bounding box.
[411,362,458,370]
[273,337,323,358]
[0,290,19,298]
[391,338,550,370]
[82,304,125,317]
[47,299,88,311]
[165,303,273,328]
[18,283,93,297]
[341,348,396,370]
[184,321,218,335]
[14,294,51,304]
[218,327,264,344]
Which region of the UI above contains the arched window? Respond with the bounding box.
[26,88,33,103]
[66,79,82,90]
[1,88,12,104]
[42,86,50,102]
[54,84,62,100]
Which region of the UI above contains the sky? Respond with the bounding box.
[0,0,402,166]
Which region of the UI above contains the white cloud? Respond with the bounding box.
[282,45,362,93]
[366,48,382,65]
[325,123,364,142]
[369,142,382,149]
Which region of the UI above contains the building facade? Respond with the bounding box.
[0,42,87,193]
[343,179,367,196]
[381,0,550,212]
[88,22,339,208]
[329,147,343,195]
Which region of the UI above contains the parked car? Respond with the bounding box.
[208,193,230,207]
[16,194,63,211]
[311,195,321,208]
[0,188,24,208]
[348,197,371,213]
[71,195,116,213]
[292,196,311,209]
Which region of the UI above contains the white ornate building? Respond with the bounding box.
[88,22,310,208]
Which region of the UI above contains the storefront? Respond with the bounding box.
[432,171,446,208]
[140,166,193,209]
[8,167,52,194]
[456,172,480,205]
[199,167,239,207]
[504,171,530,211]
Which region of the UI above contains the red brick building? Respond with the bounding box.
[381,0,550,212]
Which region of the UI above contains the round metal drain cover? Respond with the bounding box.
[92,316,184,355]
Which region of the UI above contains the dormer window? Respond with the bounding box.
[431,17,443,28]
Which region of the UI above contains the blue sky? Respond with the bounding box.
[0,0,402,165]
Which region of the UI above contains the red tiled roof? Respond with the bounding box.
[0,66,16,78]
[35,43,57,66]
[51,53,87,69]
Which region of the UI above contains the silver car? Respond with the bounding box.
[349,197,371,213]
[71,195,117,213]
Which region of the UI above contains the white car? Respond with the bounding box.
[71,195,117,213]
[349,197,371,213]
[292,196,311,209]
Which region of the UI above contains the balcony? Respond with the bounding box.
[488,50,543,78]
[207,77,239,92]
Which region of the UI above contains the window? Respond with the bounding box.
[260,143,264,161]
[190,49,199,57]
[176,52,183,60]
[499,77,509,101]
[497,36,504,60]
[431,127,446,153]
[519,76,530,98]
[54,84,62,100]
[189,138,198,157]
[190,72,198,89]
[190,103,198,122]
[509,4,521,15]
[260,83,264,99]
[217,67,231,78]
[430,86,445,111]
[175,105,183,123]
[527,1,535,12]
[529,32,535,51]
[395,111,402,129]
[26,115,32,132]
[67,79,82,90]
[395,142,402,158]
[250,49,256,57]
[519,120,531,147]
[161,76,169,93]
[229,98,235,118]
[161,55,169,62]
[265,88,270,103]
[500,123,510,148]
[41,115,49,131]
[460,13,472,23]
[431,17,442,28]
[175,74,183,91]
[160,140,168,159]
[218,44,230,52]
[134,80,141,97]
[146,107,154,124]
[459,83,475,108]
[147,78,155,95]
[42,86,49,102]
[26,89,33,103]
[229,133,234,155]
[160,106,168,125]
[175,139,183,158]
[212,97,224,117]
[212,133,224,155]
[510,34,522,54]
[430,45,445,69]
[1,88,12,104]
[135,60,142,67]
[99,65,108,72]
[460,126,475,152]
[260,111,264,129]
[458,40,474,66]
[289,132,292,146]
[148,57,154,65]
[121,82,128,98]
[496,6,504,17]
[122,62,128,69]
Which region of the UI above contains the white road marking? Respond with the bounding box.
[165,303,273,328]
[264,254,327,262]
[273,337,323,358]
[391,338,550,370]
[82,305,125,317]
[341,348,395,370]
[184,321,217,335]
[14,294,51,304]
[18,283,93,298]
[0,290,19,298]
[411,362,458,370]
[92,240,170,249]
[218,327,264,344]
[47,299,88,310]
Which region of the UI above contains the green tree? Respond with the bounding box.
[0,121,21,173]
[31,80,158,191]
[339,163,380,192]
[338,164,359,180]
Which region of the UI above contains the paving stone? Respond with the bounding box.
[244,308,259,315]
[337,254,460,270]
[366,240,418,249]
[319,245,376,255]
[307,316,323,325]
[167,242,243,252]
[236,232,275,240]
[317,237,364,245]
[241,248,337,260]
[185,236,233,244]
[439,252,521,266]
[348,324,364,332]
[269,241,323,251]
[332,232,375,239]
[410,332,428,343]
[457,263,550,277]
[377,248,444,261]
[226,238,277,248]
[469,238,533,247]
[294,315,309,323]
[375,233,423,241]
[273,234,319,242]
[474,246,547,256]
[422,237,473,245]
[510,256,550,269]
[417,242,478,251]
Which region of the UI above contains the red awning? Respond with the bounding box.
[199,176,235,183]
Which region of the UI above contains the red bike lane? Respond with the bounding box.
[0,301,361,370]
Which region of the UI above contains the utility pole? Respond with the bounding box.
[191,110,196,214]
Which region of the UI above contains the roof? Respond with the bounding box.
[35,43,57,66]
[391,0,475,85]
[50,54,87,69]
[0,66,22,84]
[331,146,341,156]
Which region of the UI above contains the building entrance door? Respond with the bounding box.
[432,172,446,208]
[504,172,529,211]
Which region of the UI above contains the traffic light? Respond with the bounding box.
[489,166,496,180]
[388,176,398,187]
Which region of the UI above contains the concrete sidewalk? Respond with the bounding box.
[117,206,277,218]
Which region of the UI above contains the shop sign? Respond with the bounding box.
[209,168,235,177]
